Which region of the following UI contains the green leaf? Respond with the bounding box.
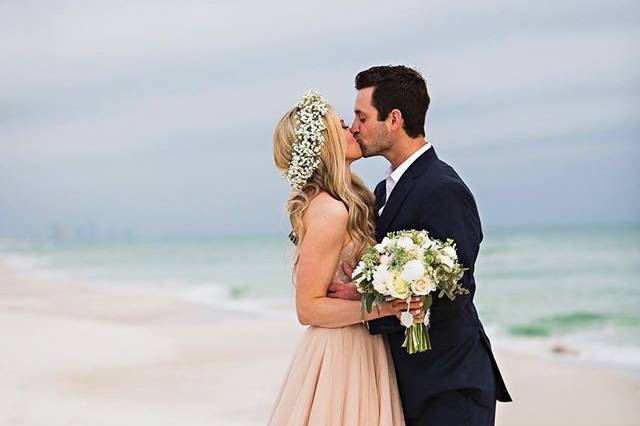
[422,294,433,310]
[364,293,375,312]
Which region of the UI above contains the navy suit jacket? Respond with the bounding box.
[368,146,512,419]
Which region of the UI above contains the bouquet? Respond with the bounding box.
[352,230,469,354]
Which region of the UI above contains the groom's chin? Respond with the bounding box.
[358,146,377,158]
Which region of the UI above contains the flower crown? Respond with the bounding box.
[285,89,328,190]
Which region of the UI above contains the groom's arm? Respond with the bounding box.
[420,180,482,315]
[367,314,404,335]
[327,282,405,335]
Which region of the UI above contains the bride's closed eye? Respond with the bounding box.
[339,119,350,130]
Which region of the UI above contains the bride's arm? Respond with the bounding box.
[295,193,395,328]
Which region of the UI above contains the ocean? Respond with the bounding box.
[1,224,639,370]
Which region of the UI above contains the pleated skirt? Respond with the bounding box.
[268,324,405,426]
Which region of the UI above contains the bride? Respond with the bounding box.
[269,91,422,425]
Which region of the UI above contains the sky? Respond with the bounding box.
[1,0,639,239]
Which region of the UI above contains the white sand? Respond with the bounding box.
[1,262,638,426]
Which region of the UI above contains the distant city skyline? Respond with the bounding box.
[1,0,638,239]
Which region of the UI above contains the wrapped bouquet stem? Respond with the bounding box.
[401,294,433,354]
[352,230,469,354]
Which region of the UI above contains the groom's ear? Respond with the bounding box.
[388,109,404,132]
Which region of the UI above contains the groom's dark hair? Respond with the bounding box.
[355,65,429,138]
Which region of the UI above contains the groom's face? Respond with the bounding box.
[351,87,393,158]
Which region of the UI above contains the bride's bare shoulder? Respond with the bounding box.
[303,191,348,227]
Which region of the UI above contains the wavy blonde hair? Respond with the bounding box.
[273,104,376,269]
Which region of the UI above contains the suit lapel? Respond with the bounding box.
[374,182,386,215]
[376,147,438,238]
[377,174,416,237]
[373,182,386,240]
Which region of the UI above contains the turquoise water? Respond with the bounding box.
[1,224,639,366]
[0,236,296,297]
[474,225,640,350]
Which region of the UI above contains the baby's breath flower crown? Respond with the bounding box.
[285,90,329,190]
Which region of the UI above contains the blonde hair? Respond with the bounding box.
[273,104,376,270]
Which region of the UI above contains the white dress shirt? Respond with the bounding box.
[379,142,432,215]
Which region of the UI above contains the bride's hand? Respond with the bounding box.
[389,297,424,319]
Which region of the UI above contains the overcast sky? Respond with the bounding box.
[1,0,638,239]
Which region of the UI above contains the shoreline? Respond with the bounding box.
[1,262,639,425]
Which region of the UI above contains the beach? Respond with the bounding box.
[1,261,639,426]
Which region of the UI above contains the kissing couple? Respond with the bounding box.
[269,65,512,426]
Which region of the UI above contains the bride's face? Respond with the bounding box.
[341,118,362,162]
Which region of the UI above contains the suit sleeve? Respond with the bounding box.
[420,180,482,313]
[367,314,403,335]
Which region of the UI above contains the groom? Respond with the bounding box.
[329,65,512,425]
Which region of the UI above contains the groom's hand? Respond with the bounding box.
[390,298,424,320]
[327,281,359,300]
[327,262,360,301]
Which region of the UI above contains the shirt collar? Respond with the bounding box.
[386,142,432,183]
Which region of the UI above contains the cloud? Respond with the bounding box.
[0,0,638,237]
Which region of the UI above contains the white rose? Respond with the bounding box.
[386,271,411,299]
[372,264,390,294]
[397,236,415,250]
[379,254,391,265]
[411,275,437,295]
[399,259,425,282]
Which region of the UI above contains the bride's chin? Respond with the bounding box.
[346,153,363,164]
[345,157,360,166]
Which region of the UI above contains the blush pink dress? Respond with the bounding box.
[268,242,405,426]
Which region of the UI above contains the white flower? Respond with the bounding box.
[284,90,328,190]
[374,243,385,253]
[354,276,366,285]
[386,271,411,299]
[372,264,390,294]
[352,263,367,284]
[379,254,391,265]
[400,259,425,282]
[438,253,455,269]
[352,262,365,278]
[381,237,395,249]
[420,238,434,250]
[397,236,415,250]
[442,245,458,261]
[410,275,437,295]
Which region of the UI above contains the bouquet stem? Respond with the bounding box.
[401,295,432,354]
[402,323,432,353]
